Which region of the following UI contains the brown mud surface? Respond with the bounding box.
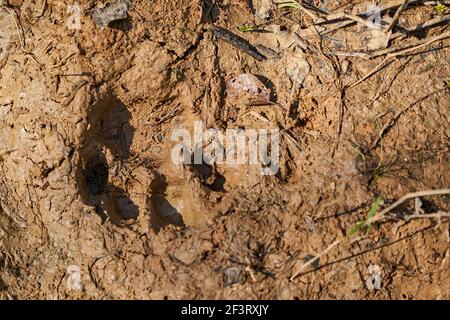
[0,0,449,299]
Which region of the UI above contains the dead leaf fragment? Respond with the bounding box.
[92,0,131,28]
[254,0,273,22]
[285,50,310,87]
[367,29,392,50]
[226,73,271,106]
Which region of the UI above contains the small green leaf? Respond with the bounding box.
[367,195,384,220]
[238,25,255,32]
[347,196,384,236]
[435,3,448,13]
[348,221,365,236]
[278,1,301,9]
[364,195,384,233]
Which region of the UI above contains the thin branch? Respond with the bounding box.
[350,31,450,88]
[386,0,409,32]
[371,189,450,223]
[290,189,450,280]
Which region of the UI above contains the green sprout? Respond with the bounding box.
[238,25,256,32]
[348,195,384,236]
[435,3,448,13]
[446,80,450,88]
[278,1,301,9]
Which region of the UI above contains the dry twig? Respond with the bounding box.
[386,0,409,33]
[290,189,450,280]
